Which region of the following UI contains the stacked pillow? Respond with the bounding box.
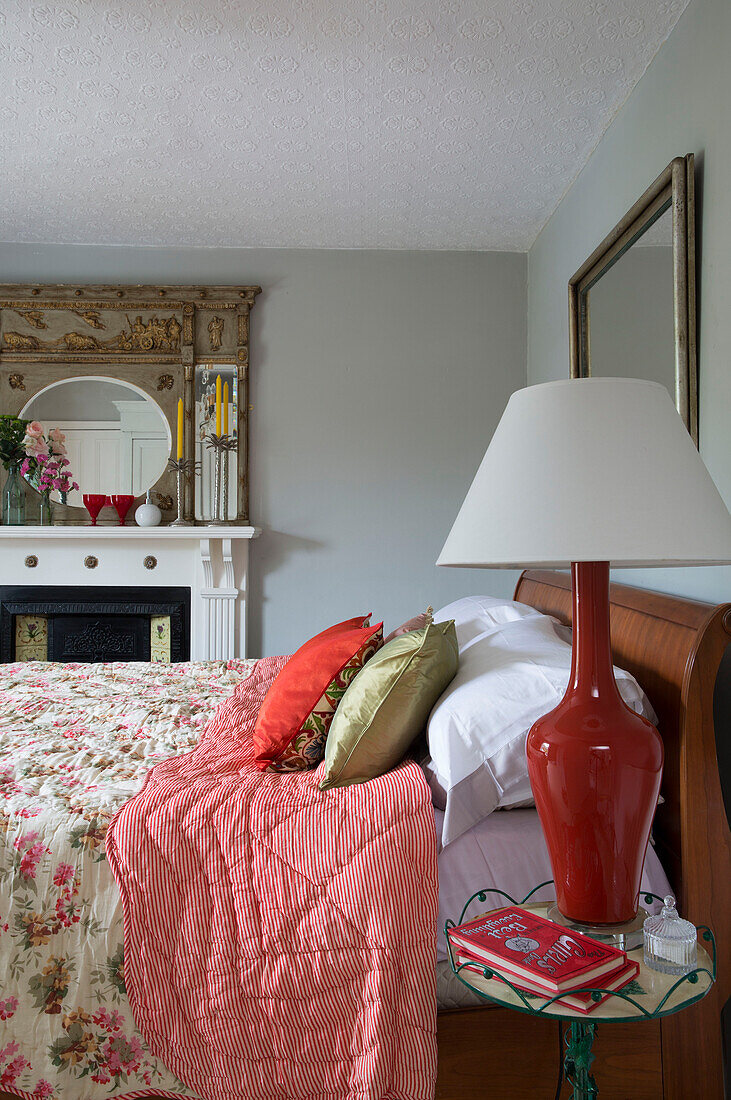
[254,610,458,782]
[254,616,383,771]
[321,619,458,790]
[421,595,658,847]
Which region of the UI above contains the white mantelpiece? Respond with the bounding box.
[0,526,260,660]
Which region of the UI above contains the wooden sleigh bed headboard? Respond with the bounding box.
[515,569,731,1098]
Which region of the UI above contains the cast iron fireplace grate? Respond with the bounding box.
[0,587,190,664]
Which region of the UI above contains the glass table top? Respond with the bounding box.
[447,898,715,1023]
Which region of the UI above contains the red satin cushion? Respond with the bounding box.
[254,616,383,771]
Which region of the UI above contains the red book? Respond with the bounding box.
[447,906,627,993]
[455,950,640,1014]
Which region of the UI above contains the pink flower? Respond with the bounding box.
[54,891,80,927]
[34,1081,55,1098]
[14,831,39,850]
[127,1035,144,1062]
[48,427,65,443]
[27,421,44,437]
[93,1007,122,1033]
[53,863,75,887]
[19,840,48,880]
[104,1045,123,1075]
[1,1053,29,1087]
[24,435,49,459]
[0,997,18,1020]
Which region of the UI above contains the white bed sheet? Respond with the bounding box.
[435,807,672,963]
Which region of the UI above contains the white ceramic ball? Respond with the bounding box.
[135,495,162,527]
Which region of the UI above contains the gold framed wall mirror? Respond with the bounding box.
[0,283,260,524]
[568,154,697,446]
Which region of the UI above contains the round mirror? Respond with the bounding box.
[20,376,171,505]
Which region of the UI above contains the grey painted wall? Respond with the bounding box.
[527,0,731,604]
[0,244,526,654]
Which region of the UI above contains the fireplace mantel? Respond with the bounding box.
[0,526,259,540]
[0,526,260,660]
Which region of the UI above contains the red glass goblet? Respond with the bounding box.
[82,494,107,526]
[111,494,135,526]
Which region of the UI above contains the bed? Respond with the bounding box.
[0,571,728,1099]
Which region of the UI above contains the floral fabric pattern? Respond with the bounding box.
[0,658,254,1100]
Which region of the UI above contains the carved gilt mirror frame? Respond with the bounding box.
[0,283,261,524]
[568,154,697,446]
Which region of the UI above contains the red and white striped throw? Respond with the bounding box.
[107,656,438,1100]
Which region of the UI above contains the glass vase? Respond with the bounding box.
[2,465,26,526]
[38,489,54,526]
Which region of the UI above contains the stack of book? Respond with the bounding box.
[447,906,639,1014]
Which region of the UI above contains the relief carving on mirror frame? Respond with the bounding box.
[0,283,261,525]
[2,311,182,357]
[207,315,224,350]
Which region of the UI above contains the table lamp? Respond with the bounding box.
[438,378,731,937]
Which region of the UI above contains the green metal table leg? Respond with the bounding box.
[564,1021,598,1099]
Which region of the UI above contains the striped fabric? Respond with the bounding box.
[107,656,438,1100]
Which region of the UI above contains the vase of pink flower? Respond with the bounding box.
[21,422,79,526]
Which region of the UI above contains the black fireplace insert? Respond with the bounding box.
[0,586,190,663]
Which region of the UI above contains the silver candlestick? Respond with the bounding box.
[204,433,238,524]
[167,457,199,527]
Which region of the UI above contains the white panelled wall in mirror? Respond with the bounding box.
[21,377,171,505]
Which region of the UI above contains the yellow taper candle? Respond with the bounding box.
[176,397,183,460]
[223,381,229,435]
[215,375,222,436]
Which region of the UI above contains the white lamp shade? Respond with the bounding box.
[438,378,731,569]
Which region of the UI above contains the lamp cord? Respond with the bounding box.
[553,1020,564,1099]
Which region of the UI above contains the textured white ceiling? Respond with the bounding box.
[1,0,690,250]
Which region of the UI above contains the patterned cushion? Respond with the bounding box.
[253,616,383,772]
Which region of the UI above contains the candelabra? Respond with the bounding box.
[204,434,238,525]
[166,457,200,527]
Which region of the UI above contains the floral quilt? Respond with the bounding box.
[0,658,254,1100]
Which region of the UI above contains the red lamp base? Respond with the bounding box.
[526,562,664,926]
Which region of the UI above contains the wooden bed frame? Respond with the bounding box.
[436,570,730,1099]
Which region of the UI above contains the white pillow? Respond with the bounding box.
[422,595,657,848]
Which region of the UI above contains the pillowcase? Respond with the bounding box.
[320,619,458,790]
[254,616,383,772]
[384,606,434,644]
[421,596,658,847]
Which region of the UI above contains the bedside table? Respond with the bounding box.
[446,884,716,1100]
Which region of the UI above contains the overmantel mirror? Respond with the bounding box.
[569,154,697,446]
[0,283,260,524]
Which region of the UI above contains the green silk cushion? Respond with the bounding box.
[320,620,458,790]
